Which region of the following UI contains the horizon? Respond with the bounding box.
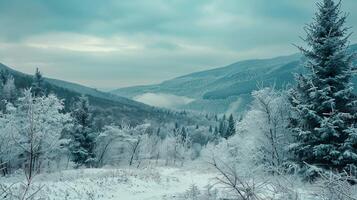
[0,0,356,90]
[1,48,304,91]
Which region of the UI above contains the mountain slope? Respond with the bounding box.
[112,44,357,114]
[112,54,300,99]
[0,63,203,125]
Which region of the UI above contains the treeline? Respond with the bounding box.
[0,69,237,179]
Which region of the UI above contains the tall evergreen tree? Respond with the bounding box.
[31,68,45,97]
[290,0,356,179]
[218,120,225,138]
[69,95,97,167]
[225,114,236,139]
[0,70,9,86]
[209,125,213,133]
[181,127,187,142]
[212,126,220,144]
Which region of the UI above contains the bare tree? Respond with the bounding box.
[312,166,357,200]
[209,158,266,200]
[0,174,44,200]
[95,125,129,167]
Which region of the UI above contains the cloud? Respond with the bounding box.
[0,0,356,88]
[24,33,143,53]
[133,93,194,109]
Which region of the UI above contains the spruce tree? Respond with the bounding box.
[214,126,219,138]
[290,0,356,179]
[31,68,45,97]
[218,120,225,138]
[181,127,187,142]
[0,70,9,86]
[69,95,97,167]
[225,114,236,139]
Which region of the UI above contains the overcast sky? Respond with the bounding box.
[0,0,356,90]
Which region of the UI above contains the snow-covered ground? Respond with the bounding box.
[0,166,218,200]
[3,164,355,200]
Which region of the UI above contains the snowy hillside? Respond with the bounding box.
[0,63,208,125]
[112,44,357,113]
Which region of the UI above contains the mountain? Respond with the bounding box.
[0,63,205,125]
[112,44,357,114]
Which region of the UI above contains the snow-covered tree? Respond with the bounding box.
[241,88,292,171]
[3,89,71,178]
[140,131,162,164]
[0,70,13,112]
[95,123,158,167]
[0,74,18,173]
[127,124,149,166]
[289,0,357,179]
[201,88,292,175]
[2,75,17,104]
[160,135,177,166]
[69,95,97,167]
[160,128,192,166]
[31,68,45,97]
[0,109,19,175]
[95,125,132,167]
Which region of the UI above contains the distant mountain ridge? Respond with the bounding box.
[0,63,147,108]
[112,44,357,114]
[0,63,203,125]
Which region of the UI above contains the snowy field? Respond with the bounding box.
[0,163,357,200]
[0,166,218,200]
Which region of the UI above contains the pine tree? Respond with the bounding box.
[214,126,219,136]
[69,95,97,167]
[225,114,236,139]
[156,127,161,136]
[181,127,187,142]
[290,0,357,179]
[218,120,226,138]
[173,122,180,136]
[31,68,45,97]
[0,70,9,86]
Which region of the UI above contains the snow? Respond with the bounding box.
[1,166,217,200]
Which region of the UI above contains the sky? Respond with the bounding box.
[0,0,356,90]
